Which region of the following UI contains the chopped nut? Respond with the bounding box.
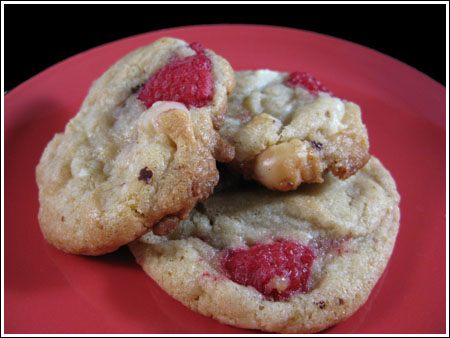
[153,215,179,236]
[253,139,324,191]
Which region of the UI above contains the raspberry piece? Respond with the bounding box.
[138,52,213,108]
[286,71,331,95]
[221,240,315,300]
[189,42,205,54]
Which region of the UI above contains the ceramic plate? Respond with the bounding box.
[4,24,446,334]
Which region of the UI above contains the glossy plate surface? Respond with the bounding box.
[4,25,446,334]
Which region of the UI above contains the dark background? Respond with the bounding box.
[4,4,446,91]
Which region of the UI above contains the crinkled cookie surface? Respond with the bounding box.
[220,70,370,191]
[129,156,400,333]
[36,37,235,255]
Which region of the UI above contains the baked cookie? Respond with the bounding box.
[220,70,370,191]
[36,37,235,255]
[129,156,400,333]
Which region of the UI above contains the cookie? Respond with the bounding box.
[129,156,400,333]
[36,37,235,255]
[219,70,370,191]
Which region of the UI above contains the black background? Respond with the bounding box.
[4,3,446,91]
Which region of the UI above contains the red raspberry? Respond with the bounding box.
[286,71,331,95]
[138,51,213,108]
[221,240,316,300]
[189,42,205,54]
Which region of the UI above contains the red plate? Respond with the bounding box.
[4,25,446,334]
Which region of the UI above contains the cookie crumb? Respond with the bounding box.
[138,167,153,184]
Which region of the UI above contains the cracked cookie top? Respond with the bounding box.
[219,70,370,191]
[36,37,235,255]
